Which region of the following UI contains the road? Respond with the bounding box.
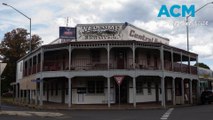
[1,104,213,120]
[170,104,213,120]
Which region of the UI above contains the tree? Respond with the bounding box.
[0,28,42,92]
[194,63,210,69]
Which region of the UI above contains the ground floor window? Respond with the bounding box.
[55,83,58,96]
[66,83,68,95]
[43,83,46,95]
[147,81,152,95]
[87,80,104,94]
[136,81,144,94]
[51,83,54,96]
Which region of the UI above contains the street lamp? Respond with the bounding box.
[2,3,32,52]
[186,2,213,52]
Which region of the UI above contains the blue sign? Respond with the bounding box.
[31,79,42,83]
[158,4,195,17]
[59,27,76,39]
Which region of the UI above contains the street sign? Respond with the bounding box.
[114,75,125,107]
[31,79,42,83]
[114,75,125,86]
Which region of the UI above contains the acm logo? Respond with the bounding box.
[157,5,195,17]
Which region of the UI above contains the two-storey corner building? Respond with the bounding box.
[15,23,199,108]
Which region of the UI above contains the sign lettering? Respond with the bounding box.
[77,24,123,40]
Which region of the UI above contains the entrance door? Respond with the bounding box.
[115,79,128,104]
[117,50,125,69]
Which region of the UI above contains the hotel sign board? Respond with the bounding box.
[77,23,124,41]
[59,27,76,39]
[76,23,169,45]
[125,26,169,45]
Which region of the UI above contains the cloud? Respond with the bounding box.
[1,0,213,69]
[191,44,213,57]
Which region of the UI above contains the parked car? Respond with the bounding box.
[201,90,213,104]
[2,91,13,97]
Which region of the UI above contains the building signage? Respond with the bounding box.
[31,78,42,83]
[77,24,123,41]
[129,30,160,43]
[76,23,169,45]
[59,27,76,39]
[126,26,169,45]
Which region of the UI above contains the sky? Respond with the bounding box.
[0,0,213,69]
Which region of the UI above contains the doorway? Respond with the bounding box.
[116,50,126,69]
[115,78,128,104]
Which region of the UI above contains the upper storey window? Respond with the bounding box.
[91,49,100,62]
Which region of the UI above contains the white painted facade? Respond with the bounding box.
[15,23,199,108]
[33,77,173,104]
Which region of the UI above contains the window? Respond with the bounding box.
[51,83,54,96]
[88,81,95,93]
[55,83,58,96]
[154,56,158,68]
[147,81,152,95]
[24,61,27,76]
[87,80,104,94]
[38,54,41,63]
[91,49,100,62]
[33,56,36,65]
[29,59,32,74]
[147,53,151,66]
[136,81,144,94]
[96,81,104,93]
[135,51,138,64]
[43,83,46,95]
[66,83,68,95]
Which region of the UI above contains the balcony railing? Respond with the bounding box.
[23,61,198,76]
[174,63,181,72]
[135,64,159,70]
[71,63,108,70]
[164,61,172,71]
[191,66,197,75]
[181,64,189,73]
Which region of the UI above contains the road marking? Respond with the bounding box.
[0,111,63,117]
[161,108,174,120]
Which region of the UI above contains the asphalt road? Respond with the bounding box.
[170,104,213,120]
[1,104,213,120]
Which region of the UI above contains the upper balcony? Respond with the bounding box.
[22,46,198,77]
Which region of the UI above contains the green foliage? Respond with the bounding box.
[0,28,42,92]
[194,63,210,69]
